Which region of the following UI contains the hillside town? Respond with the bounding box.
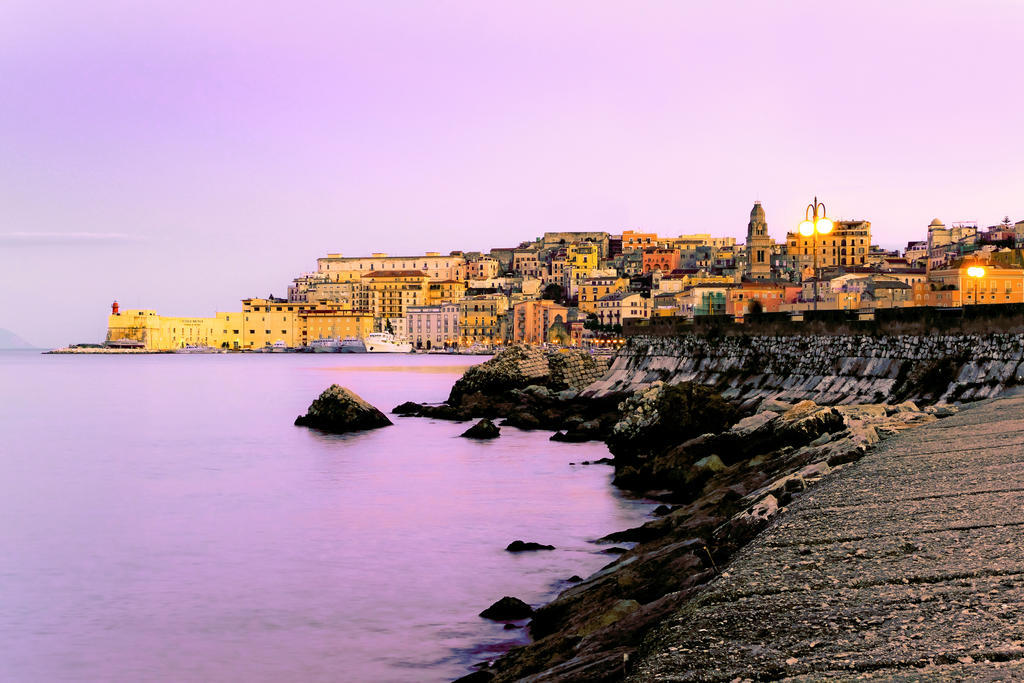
[104,202,1024,352]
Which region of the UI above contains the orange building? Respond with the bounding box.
[914,260,1024,307]
[727,282,787,316]
[642,248,681,274]
[511,300,569,345]
[621,230,658,253]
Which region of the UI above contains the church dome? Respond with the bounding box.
[929,218,945,228]
[750,202,765,219]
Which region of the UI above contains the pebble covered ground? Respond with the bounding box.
[629,389,1024,681]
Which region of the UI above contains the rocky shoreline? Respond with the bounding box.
[395,345,965,682]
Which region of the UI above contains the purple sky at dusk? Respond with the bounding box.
[2,1,1022,346]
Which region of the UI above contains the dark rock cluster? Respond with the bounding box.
[460,419,500,439]
[506,540,555,552]
[479,596,534,621]
[293,385,392,434]
[393,346,621,439]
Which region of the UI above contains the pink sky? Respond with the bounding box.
[1,1,1022,346]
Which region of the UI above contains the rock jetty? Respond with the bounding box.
[629,390,1024,681]
[470,397,955,681]
[410,336,1023,681]
[294,385,392,434]
[584,333,1024,408]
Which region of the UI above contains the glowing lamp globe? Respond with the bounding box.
[815,217,834,234]
[967,266,985,278]
[799,220,815,237]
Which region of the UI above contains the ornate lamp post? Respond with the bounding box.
[798,197,834,311]
[967,265,985,306]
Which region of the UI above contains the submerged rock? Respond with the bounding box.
[480,596,534,620]
[294,385,392,434]
[391,401,422,415]
[506,540,555,552]
[461,418,500,439]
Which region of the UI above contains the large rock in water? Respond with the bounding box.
[294,385,393,434]
[506,540,555,552]
[480,596,534,620]
[460,418,500,439]
[447,345,609,404]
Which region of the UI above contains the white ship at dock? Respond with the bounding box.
[364,332,412,353]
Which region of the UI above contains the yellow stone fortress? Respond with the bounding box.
[106,300,374,351]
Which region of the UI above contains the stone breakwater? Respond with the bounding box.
[628,390,1024,681]
[582,333,1024,408]
[466,396,954,682]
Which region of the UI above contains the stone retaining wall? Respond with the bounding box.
[582,333,1024,408]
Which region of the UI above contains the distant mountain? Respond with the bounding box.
[0,328,37,349]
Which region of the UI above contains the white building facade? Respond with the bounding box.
[405,302,460,349]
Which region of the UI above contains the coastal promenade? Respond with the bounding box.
[630,390,1024,681]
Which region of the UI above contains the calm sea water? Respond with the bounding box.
[0,351,653,682]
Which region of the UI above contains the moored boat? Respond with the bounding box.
[364,332,412,353]
[175,344,217,354]
[339,337,367,353]
[310,337,342,353]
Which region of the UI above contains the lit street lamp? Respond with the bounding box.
[967,265,985,306]
[798,196,834,311]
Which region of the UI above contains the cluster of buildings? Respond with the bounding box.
[106,204,1024,351]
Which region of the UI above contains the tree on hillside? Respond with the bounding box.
[541,283,565,301]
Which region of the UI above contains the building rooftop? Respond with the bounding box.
[360,270,428,278]
[598,291,641,302]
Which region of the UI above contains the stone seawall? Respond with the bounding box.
[582,333,1024,408]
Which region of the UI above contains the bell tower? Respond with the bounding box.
[745,201,774,280]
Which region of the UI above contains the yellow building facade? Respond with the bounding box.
[785,221,872,276]
[107,299,375,351]
[316,252,466,282]
[566,243,599,272]
[358,270,430,324]
[459,294,509,346]
[578,276,629,314]
[427,279,467,305]
[241,298,320,348]
[107,306,244,350]
[302,309,375,343]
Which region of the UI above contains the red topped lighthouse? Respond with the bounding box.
[111,301,119,315]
